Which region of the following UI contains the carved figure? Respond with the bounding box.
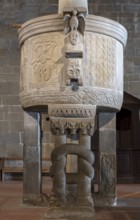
[64,9,85,36]
[66,59,83,86]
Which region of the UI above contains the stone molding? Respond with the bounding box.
[48,104,96,117]
[50,117,96,135]
[18,14,127,47]
[20,87,123,111]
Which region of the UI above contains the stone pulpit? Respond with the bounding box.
[18,0,127,219]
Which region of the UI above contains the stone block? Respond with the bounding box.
[9,121,24,132]
[99,130,116,154]
[123,4,140,12]
[0,49,6,56]
[124,82,129,92]
[42,114,51,132]
[42,143,55,160]
[23,145,41,195]
[14,65,20,74]
[0,38,9,49]
[24,112,40,146]
[99,113,116,130]
[124,73,140,81]
[135,48,140,56]
[0,82,10,95]
[128,81,140,96]
[97,4,122,12]
[4,159,23,168]
[124,56,134,68]
[0,145,6,157]
[0,105,9,113]
[0,121,10,132]
[125,66,140,74]
[3,65,15,74]
[0,133,7,157]
[0,74,19,82]
[99,153,116,195]
[133,39,140,47]
[6,144,23,158]
[5,132,20,145]
[0,112,3,120]
[42,131,51,143]
[9,82,20,95]
[125,47,134,56]
[9,105,23,113]
[8,54,20,65]
[4,112,20,121]
[134,57,140,66]
[2,95,20,105]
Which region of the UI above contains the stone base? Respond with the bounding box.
[44,206,95,220]
[93,193,117,207]
[23,193,49,206]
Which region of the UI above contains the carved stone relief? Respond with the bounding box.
[84,33,118,89]
[65,58,83,86]
[20,86,123,110]
[100,154,116,194]
[48,104,96,117]
[50,117,96,135]
[63,9,86,89]
[20,41,29,92]
[25,32,64,88]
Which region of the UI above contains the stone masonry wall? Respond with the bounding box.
[0,0,140,158]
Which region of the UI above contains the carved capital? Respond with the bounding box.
[50,117,96,136]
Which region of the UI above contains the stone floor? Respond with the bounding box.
[0,178,140,220]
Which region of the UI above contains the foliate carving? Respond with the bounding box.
[50,117,96,135]
[65,58,83,86]
[48,104,96,117]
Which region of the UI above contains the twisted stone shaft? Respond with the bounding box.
[50,135,94,205]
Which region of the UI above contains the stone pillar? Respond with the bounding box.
[23,111,42,204]
[78,134,94,206]
[95,113,116,206]
[50,134,67,205]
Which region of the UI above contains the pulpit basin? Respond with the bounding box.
[19,14,127,112]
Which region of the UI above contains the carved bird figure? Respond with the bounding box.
[64,9,85,35]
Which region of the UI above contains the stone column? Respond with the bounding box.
[23,111,42,204]
[50,134,67,205]
[78,134,94,206]
[96,113,116,206]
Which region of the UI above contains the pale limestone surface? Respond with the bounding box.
[19,14,127,111]
[58,0,88,14]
